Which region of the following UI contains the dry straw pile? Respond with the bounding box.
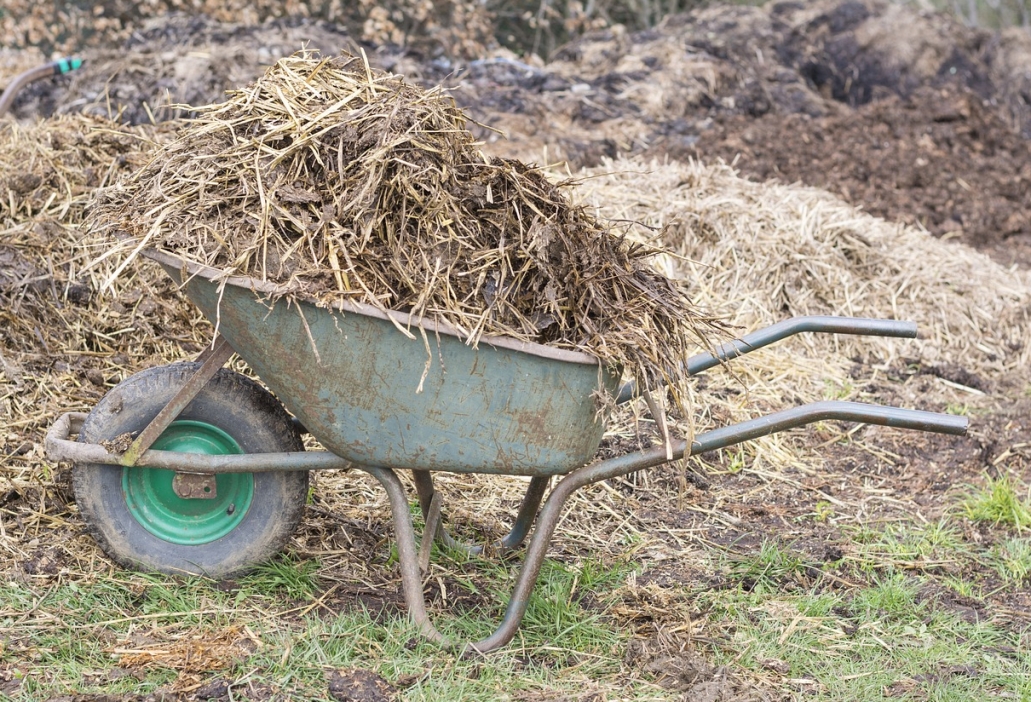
[578,158,1031,450]
[0,114,168,357]
[92,53,722,411]
[578,158,1031,374]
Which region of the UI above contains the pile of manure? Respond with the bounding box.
[91,53,723,413]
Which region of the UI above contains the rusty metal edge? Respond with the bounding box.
[143,247,603,367]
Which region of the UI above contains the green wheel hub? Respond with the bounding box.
[122,420,254,545]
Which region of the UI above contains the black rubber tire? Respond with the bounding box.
[73,362,309,578]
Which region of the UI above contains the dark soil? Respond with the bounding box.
[678,86,1031,268]
[440,0,1031,267]
[326,669,396,702]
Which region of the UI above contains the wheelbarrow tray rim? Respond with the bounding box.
[143,247,602,367]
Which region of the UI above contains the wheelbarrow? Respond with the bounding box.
[46,248,969,652]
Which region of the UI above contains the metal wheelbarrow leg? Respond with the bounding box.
[411,470,549,556]
[370,401,967,653]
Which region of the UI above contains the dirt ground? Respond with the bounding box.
[2,0,1031,699]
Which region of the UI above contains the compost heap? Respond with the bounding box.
[90,53,721,412]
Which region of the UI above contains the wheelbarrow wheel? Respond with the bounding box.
[73,362,309,578]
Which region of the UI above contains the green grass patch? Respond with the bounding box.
[724,539,813,594]
[698,557,1030,700]
[989,537,1031,583]
[695,502,1031,701]
[823,379,855,401]
[241,552,322,600]
[844,519,969,574]
[962,474,1031,530]
[6,488,1028,700]
[0,553,650,701]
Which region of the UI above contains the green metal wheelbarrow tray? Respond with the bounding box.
[46,248,968,653]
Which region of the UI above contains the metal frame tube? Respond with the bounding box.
[46,413,351,472]
[616,316,918,403]
[362,466,448,644]
[48,401,967,475]
[44,312,968,653]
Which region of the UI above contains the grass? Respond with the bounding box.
[0,544,649,701]
[962,474,1031,531]
[724,539,813,594]
[990,537,1031,583]
[4,497,1030,701]
[844,519,969,573]
[241,553,322,601]
[3,468,1030,701]
[703,529,1031,701]
[945,402,973,416]
[823,379,855,401]
[3,472,1030,702]
[698,578,1031,700]
[698,500,1031,701]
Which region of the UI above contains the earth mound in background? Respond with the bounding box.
[444,0,1031,266]
[4,0,1029,269]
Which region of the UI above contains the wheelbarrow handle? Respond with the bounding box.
[480,401,967,652]
[616,315,918,404]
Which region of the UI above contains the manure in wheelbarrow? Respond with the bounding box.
[89,52,725,414]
